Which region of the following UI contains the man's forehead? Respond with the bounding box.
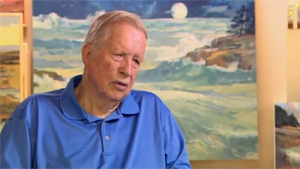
[110,22,145,38]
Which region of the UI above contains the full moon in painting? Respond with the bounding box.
[171,2,188,19]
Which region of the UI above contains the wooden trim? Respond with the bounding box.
[22,43,30,98]
[23,0,33,96]
[0,12,23,17]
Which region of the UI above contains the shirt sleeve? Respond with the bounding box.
[0,117,32,168]
[163,110,193,169]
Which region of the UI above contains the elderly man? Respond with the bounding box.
[0,10,192,169]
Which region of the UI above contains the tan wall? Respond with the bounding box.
[191,0,288,168]
[287,30,300,102]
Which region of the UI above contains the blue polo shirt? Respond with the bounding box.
[0,75,192,169]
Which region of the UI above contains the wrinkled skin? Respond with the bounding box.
[82,22,147,103]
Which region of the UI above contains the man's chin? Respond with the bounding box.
[108,92,128,102]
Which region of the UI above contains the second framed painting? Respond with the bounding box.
[275,102,300,168]
[0,13,26,131]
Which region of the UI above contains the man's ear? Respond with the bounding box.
[81,43,92,66]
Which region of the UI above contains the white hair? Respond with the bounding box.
[83,10,148,51]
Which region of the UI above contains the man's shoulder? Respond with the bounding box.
[25,89,64,103]
[11,89,65,119]
[130,90,169,109]
[130,89,161,101]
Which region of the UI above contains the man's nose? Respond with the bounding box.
[120,58,132,77]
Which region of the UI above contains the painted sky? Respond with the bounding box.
[0,0,23,12]
[32,0,252,19]
[0,16,21,46]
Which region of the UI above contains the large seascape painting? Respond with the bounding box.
[0,13,22,131]
[33,0,258,160]
[275,102,300,168]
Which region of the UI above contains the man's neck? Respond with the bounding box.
[74,78,120,119]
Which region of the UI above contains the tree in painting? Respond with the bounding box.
[227,1,255,36]
[32,0,258,160]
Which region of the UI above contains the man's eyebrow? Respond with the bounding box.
[116,51,131,56]
[113,47,142,58]
[113,46,130,53]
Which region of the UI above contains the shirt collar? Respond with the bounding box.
[59,74,140,121]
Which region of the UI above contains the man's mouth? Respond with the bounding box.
[114,81,128,86]
[113,81,129,90]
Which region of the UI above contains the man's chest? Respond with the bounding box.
[33,117,165,168]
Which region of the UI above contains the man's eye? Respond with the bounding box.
[115,53,123,57]
[133,59,140,65]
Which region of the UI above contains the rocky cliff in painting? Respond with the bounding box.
[183,34,255,71]
[33,69,65,87]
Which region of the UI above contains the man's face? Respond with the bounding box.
[84,22,147,102]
